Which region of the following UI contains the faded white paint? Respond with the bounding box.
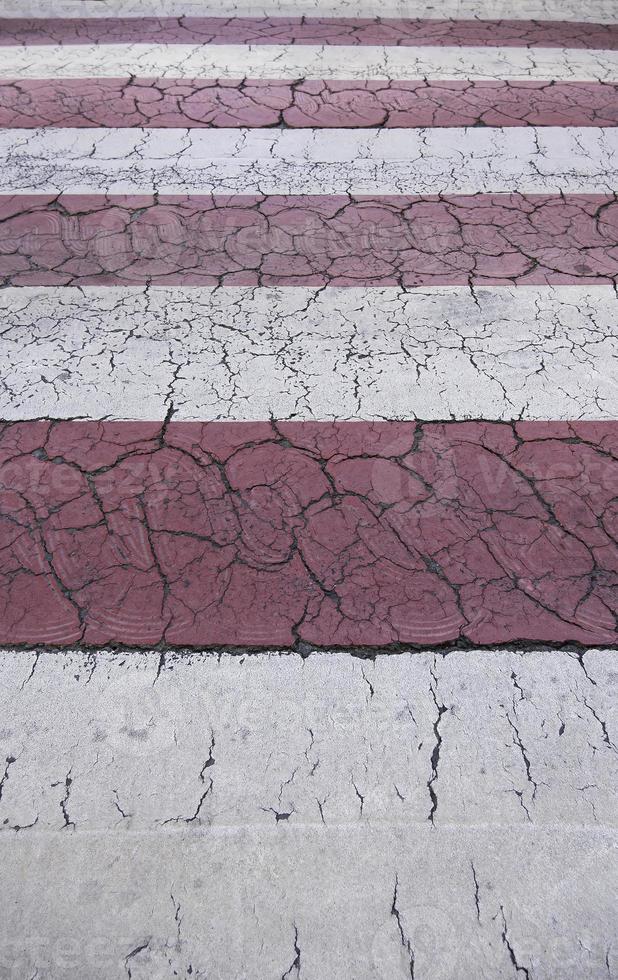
[1,285,616,421]
[1,127,617,195]
[2,0,616,21]
[3,43,618,81]
[0,648,615,979]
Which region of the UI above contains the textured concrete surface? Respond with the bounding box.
[2,419,617,648]
[3,286,616,421]
[0,648,616,979]
[2,127,617,194]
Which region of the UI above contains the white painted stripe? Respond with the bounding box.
[2,832,613,980]
[1,286,616,421]
[0,648,615,979]
[3,43,618,82]
[1,647,615,828]
[1,127,616,195]
[2,0,616,22]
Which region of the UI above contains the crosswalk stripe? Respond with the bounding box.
[3,0,616,21]
[2,79,618,130]
[3,285,616,422]
[1,127,617,194]
[3,43,618,81]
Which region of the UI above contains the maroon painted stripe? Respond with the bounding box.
[1,420,616,648]
[2,78,617,129]
[1,194,616,287]
[1,16,617,49]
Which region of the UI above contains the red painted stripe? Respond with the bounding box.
[2,79,617,128]
[1,16,617,49]
[1,194,616,287]
[1,420,616,648]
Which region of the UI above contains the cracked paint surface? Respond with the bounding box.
[1,0,618,975]
[4,0,616,19]
[2,78,617,129]
[4,44,618,83]
[1,285,617,421]
[1,193,618,286]
[1,419,617,647]
[3,128,617,195]
[0,648,616,978]
[2,15,618,48]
